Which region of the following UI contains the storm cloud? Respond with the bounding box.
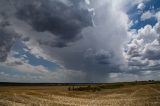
[0,0,130,82]
[0,20,18,62]
[0,0,160,82]
[15,0,93,47]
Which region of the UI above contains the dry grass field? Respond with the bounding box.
[0,83,160,106]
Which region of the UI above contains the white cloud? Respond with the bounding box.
[85,0,90,5]
[141,11,154,21]
[0,65,86,83]
[155,12,160,21]
[5,54,49,74]
[125,19,160,74]
[141,11,160,21]
[108,71,160,82]
[137,2,145,10]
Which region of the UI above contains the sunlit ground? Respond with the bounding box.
[0,83,160,106]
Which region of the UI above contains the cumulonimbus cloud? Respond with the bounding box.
[0,0,160,82]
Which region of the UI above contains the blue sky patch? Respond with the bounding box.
[11,40,59,71]
[127,0,159,30]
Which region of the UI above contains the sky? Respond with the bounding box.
[0,0,160,83]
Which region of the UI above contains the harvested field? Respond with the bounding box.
[0,83,160,106]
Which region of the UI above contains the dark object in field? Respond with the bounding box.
[68,85,101,92]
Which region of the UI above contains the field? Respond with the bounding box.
[0,82,160,106]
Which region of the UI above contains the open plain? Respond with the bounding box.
[0,82,160,106]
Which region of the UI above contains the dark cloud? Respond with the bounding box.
[0,24,18,62]
[16,0,93,47]
[38,39,68,48]
[86,50,114,65]
[95,55,111,64]
[0,0,20,62]
[127,46,142,57]
[2,0,158,82]
[6,61,23,66]
[143,46,160,60]
[19,0,129,82]
[128,59,149,67]
[22,37,30,42]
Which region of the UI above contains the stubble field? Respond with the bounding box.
[0,82,160,106]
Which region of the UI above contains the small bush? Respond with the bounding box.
[68,85,101,92]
